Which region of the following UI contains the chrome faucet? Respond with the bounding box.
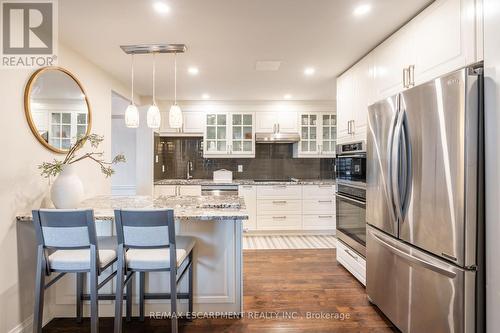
[187,161,193,180]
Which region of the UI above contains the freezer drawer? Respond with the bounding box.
[367,225,476,333]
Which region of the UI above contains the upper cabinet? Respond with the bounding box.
[295,113,336,157]
[337,55,373,144]
[373,0,480,100]
[411,0,478,85]
[203,112,255,158]
[158,110,204,136]
[337,0,483,144]
[255,111,298,133]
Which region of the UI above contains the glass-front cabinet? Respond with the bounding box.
[204,112,255,157]
[299,114,320,155]
[321,114,336,156]
[296,112,336,158]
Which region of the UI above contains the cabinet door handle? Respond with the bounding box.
[403,67,410,88]
[350,120,355,135]
[318,215,333,218]
[272,200,287,204]
[345,248,359,260]
[273,185,287,189]
[272,216,287,219]
[318,200,332,203]
[273,124,276,133]
[408,65,415,87]
[347,121,351,134]
[277,123,280,133]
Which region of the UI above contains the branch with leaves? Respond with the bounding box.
[39,134,126,178]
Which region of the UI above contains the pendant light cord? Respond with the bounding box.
[152,53,156,105]
[130,54,135,104]
[174,52,177,105]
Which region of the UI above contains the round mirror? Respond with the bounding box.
[24,67,92,154]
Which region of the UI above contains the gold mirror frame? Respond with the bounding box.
[24,66,92,154]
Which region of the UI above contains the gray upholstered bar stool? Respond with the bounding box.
[32,209,117,333]
[113,209,196,333]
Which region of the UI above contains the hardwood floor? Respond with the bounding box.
[43,249,396,332]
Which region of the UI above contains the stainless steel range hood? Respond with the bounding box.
[255,132,300,143]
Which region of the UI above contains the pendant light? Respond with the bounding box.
[147,53,161,129]
[125,54,139,128]
[169,52,183,129]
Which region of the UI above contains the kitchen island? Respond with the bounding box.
[17,195,248,318]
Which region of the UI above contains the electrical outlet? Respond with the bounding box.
[162,165,165,173]
[238,165,243,172]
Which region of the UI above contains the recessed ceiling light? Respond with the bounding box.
[304,67,315,76]
[188,67,199,75]
[153,1,170,14]
[202,93,210,99]
[284,94,292,99]
[353,4,371,16]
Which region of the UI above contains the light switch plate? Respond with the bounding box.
[238,165,243,172]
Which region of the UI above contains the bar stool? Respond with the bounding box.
[32,209,117,333]
[113,209,195,333]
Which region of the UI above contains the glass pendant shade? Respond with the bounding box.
[125,103,139,128]
[169,104,183,129]
[147,104,161,129]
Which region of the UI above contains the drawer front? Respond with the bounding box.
[257,215,302,230]
[302,184,335,198]
[239,186,257,230]
[257,199,302,215]
[178,185,202,196]
[302,214,335,230]
[336,240,366,285]
[154,185,177,197]
[302,199,335,214]
[256,185,302,199]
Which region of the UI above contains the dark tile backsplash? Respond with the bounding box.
[154,136,335,181]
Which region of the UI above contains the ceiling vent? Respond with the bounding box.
[255,61,281,71]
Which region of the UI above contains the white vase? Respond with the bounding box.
[51,164,84,209]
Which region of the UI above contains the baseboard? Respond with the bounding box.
[244,230,337,236]
[8,314,53,333]
[111,185,136,195]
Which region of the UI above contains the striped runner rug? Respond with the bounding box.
[243,234,336,250]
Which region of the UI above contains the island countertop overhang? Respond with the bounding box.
[16,195,249,222]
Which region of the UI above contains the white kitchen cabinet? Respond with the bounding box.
[239,185,257,231]
[204,112,255,158]
[158,111,204,136]
[230,113,255,156]
[154,185,201,197]
[154,185,177,197]
[412,0,477,85]
[337,239,366,286]
[297,113,321,156]
[373,23,415,100]
[255,111,298,133]
[337,56,372,144]
[178,185,202,196]
[295,113,337,157]
[302,185,335,231]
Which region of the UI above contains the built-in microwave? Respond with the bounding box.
[335,141,366,185]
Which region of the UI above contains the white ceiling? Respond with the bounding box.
[59,0,431,101]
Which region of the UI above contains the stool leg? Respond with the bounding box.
[126,272,132,322]
[76,272,84,323]
[90,247,99,333]
[114,246,124,333]
[33,246,45,333]
[188,252,193,321]
[170,268,178,333]
[139,272,145,321]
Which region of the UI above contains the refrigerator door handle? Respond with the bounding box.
[371,231,457,279]
[391,109,405,222]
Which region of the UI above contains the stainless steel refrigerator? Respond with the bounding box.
[366,66,484,333]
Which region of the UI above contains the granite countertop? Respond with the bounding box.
[154,179,336,186]
[17,195,248,222]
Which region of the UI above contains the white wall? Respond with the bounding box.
[0,44,136,333]
[484,0,500,331]
[111,93,137,195]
